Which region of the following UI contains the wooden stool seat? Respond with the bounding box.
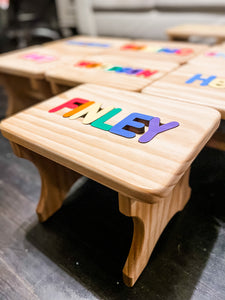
[142,64,225,151]
[167,24,225,44]
[45,54,179,94]
[188,45,225,68]
[0,46,83,115]
[0,84,220,286]
[44,35,131,55]
[108,40,208,64]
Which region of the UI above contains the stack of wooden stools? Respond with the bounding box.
[0,35,224,286]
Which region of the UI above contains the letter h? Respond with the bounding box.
[185,74,217,86]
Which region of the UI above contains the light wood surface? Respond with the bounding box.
[0,46,83,115]
[142,64,225,151]
[188,45,225,68]
[109,40,208,64]
[45,54,179,93]
[44,35,131,55]
[1,83,220,202]
[119,167,191,286]
[0,46,83,79]
[167,24,225,43]
[0,84,220,286]
[142,64,225,119]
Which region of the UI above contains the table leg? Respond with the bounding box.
[11,143,81,222]
[119,168,191,287]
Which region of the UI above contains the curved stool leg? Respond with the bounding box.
[11,143,81,222]
[119,168,191,287]
[0,74,52,116]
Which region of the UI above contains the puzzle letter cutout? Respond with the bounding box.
[49,98,179,143]
[186,74,225,88]
[75,61,158,78]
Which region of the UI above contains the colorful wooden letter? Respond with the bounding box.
[138,117,179,143]
[69,102,115,124]
[185,74,217,86]
[109,113,154,138]
[48,98,89,113]
[91,108,122,131]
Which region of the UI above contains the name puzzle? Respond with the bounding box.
[49,98,179,143]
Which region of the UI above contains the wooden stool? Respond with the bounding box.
[45,54,179,94]
[188,45,225,68]
[0,84,220,286]
[44,35,131,55]
[108,40,208,64]
[167,24,225,44]
[0,46,82,116]
[142,64,225,151]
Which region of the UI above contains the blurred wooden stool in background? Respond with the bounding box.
[167,24,225,45]
[45,54,179,94]
[108,39,208,65]
[142,64,225,151]
[0,45,83,115]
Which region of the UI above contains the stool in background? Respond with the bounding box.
[167,24,225,45]
[142,64,225,151]
[44,35,131,56]
[0,46,83,115]
[108,40,208,65]
[45,54,179,94]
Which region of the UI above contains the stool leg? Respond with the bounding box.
[0,74,52,116]
[207,131,225,151]
[119,168,191,287]
[11,143,81,222]
[6,93,39,116]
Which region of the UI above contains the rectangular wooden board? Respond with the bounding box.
[43,35,131,56]
[45,54,179,92]
[188,45,225,68]
[108,40,208,64]
[167,24,225,40]
[142,64,225,119]
[0,46,84,79]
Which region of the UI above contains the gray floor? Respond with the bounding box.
[0,80,225,299]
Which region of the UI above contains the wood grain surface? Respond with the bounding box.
[188,45,225,68]
[142,64,225,119]
[45,54,179,92]
[44,35,131,55]
[0,84,220,202]
[167,24,225,41]
[119,167,191,286]
[0,46,83,79]
[109,40,208,64]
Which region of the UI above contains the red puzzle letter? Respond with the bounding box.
[136,69,158,78]
[48,98,90,113]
